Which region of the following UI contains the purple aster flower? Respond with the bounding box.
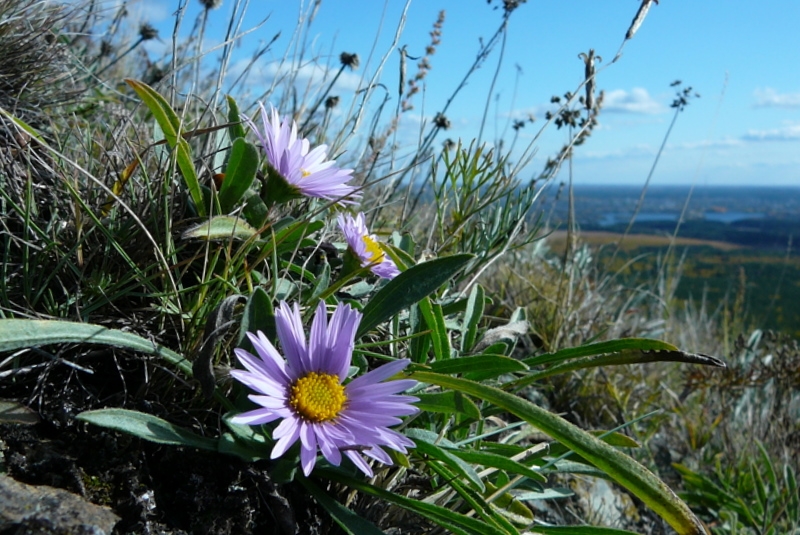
[231,300,418,477]
[241,103,359,204]
[337,212,401,279]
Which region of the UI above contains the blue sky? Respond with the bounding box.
[127,0,799,186]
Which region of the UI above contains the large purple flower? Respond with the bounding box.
[231,300,418,476]
[241,103,359,203]
[337,212,401,279]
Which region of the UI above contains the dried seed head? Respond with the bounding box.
[325,96,339,109]
[139,23,158,41]
[433,112,450,130]
[199,0,223,9]
[339,52,359,69]
[99,40,114,58]
[502,0,526,13]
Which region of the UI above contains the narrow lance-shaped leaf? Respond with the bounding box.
[405,428,485,493]
[316,467,509,535]
[0,319,191,376]
[219,138,259,212]
[413,391,481,419]
[461,284,485,352]
[513,347,725,389]
[427,354,528,380]
[181,216,258,241]
[533,526,642,535]
[238,287,276,350]
[126,79,205,217]
[226,95,246,141]
[418,297,450,361]
[522,338,680,367]
[297,476,388,535]
[76,409,218,451]
[357,254,472,338]
[411,371,708,535]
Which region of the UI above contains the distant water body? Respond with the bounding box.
[598,211,766,227]
[559,185,798,227]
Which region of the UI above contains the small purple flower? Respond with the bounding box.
[241,103,359,203]
[337,212,401,279]
[231,300,418,477]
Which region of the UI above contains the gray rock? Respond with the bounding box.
[0,475,119,535]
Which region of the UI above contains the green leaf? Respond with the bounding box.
[529,526,641,534]
[0,319,191,377]
[545,460,609,479]
[238,287,276,349]
[418,298,450,361]
[308,259,331,303]
[126,79,205,217]
[217,433,268,462]
[548,431,641,458]
[425,460,520,534]
[357,254,472,338]
[242,190,270,228]
[461,284,485,352]
[522,338,679,368]
[317,467,509,535]
[181,215,258,240]
[406,429,485,492]
[785,464,798,523]
[219,138,259,212]
[271,219,325,256]
[414,391,481,419]
[409,303,431,363]
[297,476,387,535]
[483,481,535,525]
[0,106,46,144]
[0,400,40,425]
[428,354,528,378]
[410,371,707,535]
[448,449,547,484]
[511,487,574,501]
[226,95,246,141]
[76,408,218,451]
[516,346,725,387]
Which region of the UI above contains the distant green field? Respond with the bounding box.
[596,244,800,338]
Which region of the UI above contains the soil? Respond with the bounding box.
[0,348,331,535]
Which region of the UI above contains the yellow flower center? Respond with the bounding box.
[362,235,385,264]
[289,372,347,422]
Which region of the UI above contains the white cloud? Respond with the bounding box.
[579,144,657,160]
[753,87,800,109]
[227,58,364,94]
[603,88,665,114]
[672,138,744,150]
[264,61,363,92]
[743,123,800,141]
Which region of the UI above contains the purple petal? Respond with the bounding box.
[230,408,283,426]
[344,450,373,477]
[346,359,411,390]
[299,424,318,476]
[347,379,418,398]
[271,417,301,459]
[363,445,392,465]
[315,425,343,466]
[275,301,310,375]
[300,445,318,476]
[308,300,330,371]
[345,400,419,416]
[247,395,288,409]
